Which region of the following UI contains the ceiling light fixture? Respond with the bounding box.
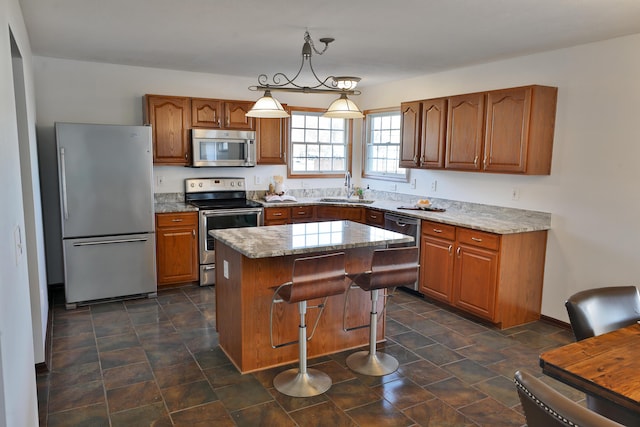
[246,31,364,119]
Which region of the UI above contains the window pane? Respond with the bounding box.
[363,110,405,179]
[288,110,348,174]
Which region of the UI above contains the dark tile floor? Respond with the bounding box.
[37,285,581,426]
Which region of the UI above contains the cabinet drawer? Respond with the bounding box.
[156,212,198,228]
[456,227,500,251]
[365,209,384,226]
[291,206,314,219]
[422,220,455,240]
[265,207,291,221]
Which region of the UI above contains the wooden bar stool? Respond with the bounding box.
[269,252,348,397]
[344,246,419,376]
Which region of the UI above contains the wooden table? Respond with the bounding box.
[540,323,640,418]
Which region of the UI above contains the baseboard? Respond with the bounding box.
[35,291,55,374]
[540,314,571,330]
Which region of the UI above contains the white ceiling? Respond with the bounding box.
[18,0,640,87]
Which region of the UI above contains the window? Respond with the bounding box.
[363,109,407,180]
[289,109,350,177]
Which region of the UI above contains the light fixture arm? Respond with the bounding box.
[249,30,361,96]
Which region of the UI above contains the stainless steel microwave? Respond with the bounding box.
[191,129,256,167]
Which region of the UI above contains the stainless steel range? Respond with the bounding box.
[185,177,263,286]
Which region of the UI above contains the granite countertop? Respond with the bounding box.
[209,220,413,259]
[259,198,551,234]
[154,202,199,213]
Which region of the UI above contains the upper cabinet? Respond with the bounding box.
[144,94,191,165]
[256,105,289,165]
[445,92,486,171]
[191,98,255,130]
[400,85,558,175]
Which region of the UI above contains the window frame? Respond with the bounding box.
[286,106,353,179]
[361,107,408,182]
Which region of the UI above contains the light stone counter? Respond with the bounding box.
[209,220,413,259]
[258,197,551,234]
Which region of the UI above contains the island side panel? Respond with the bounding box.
[215,241,245,369]
[217,243,386,373]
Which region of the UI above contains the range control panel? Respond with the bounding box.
[185,177,246,193]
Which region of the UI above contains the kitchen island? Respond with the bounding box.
[210,220,413,373]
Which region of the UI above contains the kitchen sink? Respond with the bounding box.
[318,198,375,204]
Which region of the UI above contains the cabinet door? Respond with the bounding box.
[224,101,255,130]
[264,207,290,225]
[191,98,223,128]
[484,87,531,173]
[420,98,447,168]
[445,93,485,171]
[419,234,454,302]
[290,206,315,223]
[156,213,198,285]
[145,95,191,165]
[256,115,288,164]
[316,206,364,223]
[453,244,498,320]
[399,101,421,168]
[365,208,384,227]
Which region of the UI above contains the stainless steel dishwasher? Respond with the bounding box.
[384,212,421,291]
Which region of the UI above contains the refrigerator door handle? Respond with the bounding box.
[60,147,69,220]
[73,237,149,247]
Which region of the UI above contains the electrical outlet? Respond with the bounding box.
[254,175,262,185]
[511,188,521,201]
[410,179,417,189]
[431,180,438,192]
[156,175,165,187]
[14,225,23,266]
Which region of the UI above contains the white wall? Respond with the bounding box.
[0,0,42,425]
[360,34,640,321]
[33,34,640,323]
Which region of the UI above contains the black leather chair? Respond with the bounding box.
[565,286,640,424]
[269,252,348,397]
[565,286,640,341]
[514,370,623,427]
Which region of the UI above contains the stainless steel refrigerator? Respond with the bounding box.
[56,122,156,308]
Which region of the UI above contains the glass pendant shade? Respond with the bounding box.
[323,94,364,119]
[246,90,290,118]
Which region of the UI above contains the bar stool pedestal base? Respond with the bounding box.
[273,368,332,397]
[346,350,399,376]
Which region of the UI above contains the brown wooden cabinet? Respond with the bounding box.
[419,219,547,328]
[256,106,288,165]
[401,85,557,175]
[315,206,364,223]
[445,92,486,171]
[144,95,191,165]
[191,98,254,130]
[264,206,291,225]
[155,212,199,286]
[400,98,448,169]
[483,86,557,174]
[290,205,315,223]
[364,208,385,227]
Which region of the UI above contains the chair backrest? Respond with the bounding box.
[514,370,624,427]
[565,286,640,341]
[277,252,347,303]
[368,246,419,290]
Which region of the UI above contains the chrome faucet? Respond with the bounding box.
[344,171,355,198]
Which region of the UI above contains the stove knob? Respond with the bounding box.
[198,183,203,187]
[230,182,235,187]
[190,183,194,188]
[237,180,243,187]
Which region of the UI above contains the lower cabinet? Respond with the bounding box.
[364,208,385,227]
[315,205,364,223]
[264,205,363,225]
[156,212,199,286]
[264,206,291,225]
[420,219,547,329]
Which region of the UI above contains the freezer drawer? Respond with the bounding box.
[63,233,157,306]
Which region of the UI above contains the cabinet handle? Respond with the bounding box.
[185,153,188,160]
[370,215,378,219]
[448,244,452,255]
[471,237,483,242]
[413,155,418,164]
[433,228,442,233]
[296,211,306,215]
[171,218,184,222]
[456,247,461,258]
[192,230,196,238]
[474,155,478,166]
[483,156,487,168]
[273,212,283,216]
